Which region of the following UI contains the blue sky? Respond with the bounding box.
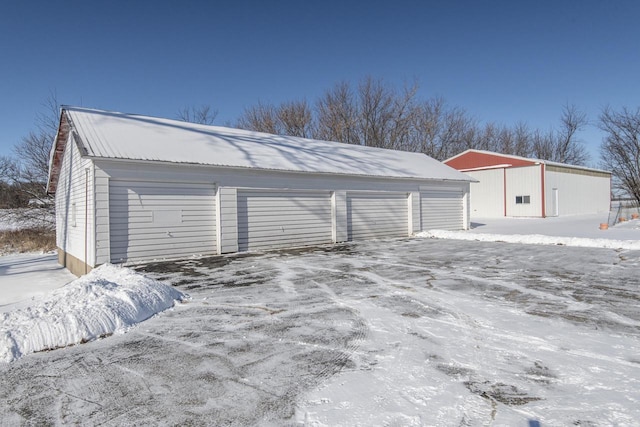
[1,0,639,166]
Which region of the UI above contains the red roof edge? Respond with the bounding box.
[46,109,70,195]
[444,149,536,170]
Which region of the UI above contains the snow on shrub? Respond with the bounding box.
[0,264,187,363]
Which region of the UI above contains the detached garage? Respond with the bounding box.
[48,107,473,276]
[445,149,611,218]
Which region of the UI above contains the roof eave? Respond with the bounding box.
[89,156,475,183]
[46,108,71,195]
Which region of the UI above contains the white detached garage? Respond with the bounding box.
[47,107,473,276]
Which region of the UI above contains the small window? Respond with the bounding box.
[71,203,77,227]
[515,195,530,204]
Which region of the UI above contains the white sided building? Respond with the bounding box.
[445,149,611,218]
[48,107,473,276]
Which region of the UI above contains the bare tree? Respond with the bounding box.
[0,93,60,228]
[357,77,395,148]
[177,105,218,125]
[411,97,446,157]
[531,104,589,165]
[599,106,640,203]
[474,122,500,152]
[315,81,359,144]
[237,102,282,135]
[555,104,589,164]
[237,100,315,138]
[531,128,555,161]
[512,122,533,157]
[234,77,591,167]
[315,77,419,150]
[410,97,476,161]
[386,80,420,151]
[277,100,314,138]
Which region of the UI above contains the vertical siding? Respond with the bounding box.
[217,187,238,253]
[505,165,543,217]
[55,134,94,267]
[237,190,333,251]
[332,190,348,243]
[465,169,505,218]
[347,192,409,240]
[109,180,217,262]
[462,183,471,230]
[408,191,421,234]
[545,169,611,216]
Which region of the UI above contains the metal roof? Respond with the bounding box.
[445,149,611,175]
[48,107,473,193]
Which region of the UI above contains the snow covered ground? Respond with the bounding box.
[0,214,639,425]
[421,213,640,250]
[0,208,54,232]
[1,264,186,363]
[0,253,76,311]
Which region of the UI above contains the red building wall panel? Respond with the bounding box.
[445,151,536,170]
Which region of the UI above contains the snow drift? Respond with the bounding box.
[0,264,186,363]
[417,229,640,250]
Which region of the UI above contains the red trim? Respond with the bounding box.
[445,150,536,170]
[540,164,546,218]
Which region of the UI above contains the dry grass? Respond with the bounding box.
[0,227,56,254]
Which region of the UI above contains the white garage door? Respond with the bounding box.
[347,192,408,240]
[109,180,217,263]
[421,189,463,230]
[237,190,332,252]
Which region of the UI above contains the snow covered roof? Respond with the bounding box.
[48,107,472,193]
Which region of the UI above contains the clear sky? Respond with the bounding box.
[1,0,639,166]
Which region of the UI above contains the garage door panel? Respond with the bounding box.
[239,212,330,226]
[110,242,215,261]
[347,192,408,240]
[421,190,463,230]
[109,181,217,263]
[237,190,332,252]
[238,230,332,243]
[110,229,214,241]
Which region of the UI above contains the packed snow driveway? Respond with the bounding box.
[1,238,639,426]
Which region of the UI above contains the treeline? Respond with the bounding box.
[0,95,57,227]
[0,182,32,208]
[233,77,589,165]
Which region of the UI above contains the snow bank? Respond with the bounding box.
[0,264,187,363]
[417,229,640,250]
[0,209,54,232]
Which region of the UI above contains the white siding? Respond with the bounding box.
[408,191,420,234]
[216,187,238,253]
[505,165,543,217]
[92,160,470,257]
[237,189,332,251]
[420,187,464,230]
[94,160,460,194]
[94,167,111,265]
[465,169,505,218]
[545,168,610,216]
[109,180,216,263]
[55,134,95,266]
[347,192,409,240]
[332,190,348,243]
